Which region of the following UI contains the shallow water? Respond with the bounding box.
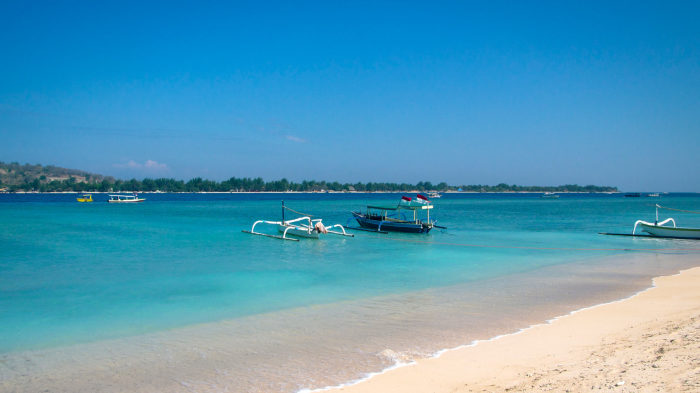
[1,192,698,392]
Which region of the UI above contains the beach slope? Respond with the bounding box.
[331,266,700,393]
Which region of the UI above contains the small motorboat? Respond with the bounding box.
[350,194,444,234]
[108,194,146,203]
[243,202,353,241]
[76,194,93,202]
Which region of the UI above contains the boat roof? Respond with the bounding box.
[109,194,137,197]
[367,204,433,210]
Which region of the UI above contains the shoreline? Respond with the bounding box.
[2,253,698,392]
[3,190,629,194]
[314,264,700,393]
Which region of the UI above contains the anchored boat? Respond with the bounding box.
[108,194,146,203]
[76,194,93,202]
[631,204,700,239]
[243,202,353,241]
[541,192,559,199]
[350,194,443,234]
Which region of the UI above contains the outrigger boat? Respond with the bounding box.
[243,202,354,241]
[108,194,146,203]
[350,194,443,234]
[601,204,700,240]
[631,204,700,239]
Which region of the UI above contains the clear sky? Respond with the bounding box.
[1,1,698,191]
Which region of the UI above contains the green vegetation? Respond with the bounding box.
[0,162,112,192]
[0,162,618,193]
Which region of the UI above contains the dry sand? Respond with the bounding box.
[329,266,700,393]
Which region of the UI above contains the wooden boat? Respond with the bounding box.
[243,202,353,241]
[108,194,146,203]
[632,204,700,239]
[351,195,441,233]
[625,193,641,197]
[76,194,93,202]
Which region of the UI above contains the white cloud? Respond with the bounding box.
[113,160,168,171]
[285,135,306,143]
[144,160,167,170]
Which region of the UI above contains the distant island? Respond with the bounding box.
[0,162,618,193]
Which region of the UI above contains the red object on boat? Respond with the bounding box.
[402,196,412,201]
[416,194,430,201]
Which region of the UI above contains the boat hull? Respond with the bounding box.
[277,225,320,239]
[353,213,431,233]
[108,199,145,203]
[640,223,700,239]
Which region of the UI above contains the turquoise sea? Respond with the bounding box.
[1,192,699,392]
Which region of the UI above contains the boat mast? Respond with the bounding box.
[655,203,659,225]
[282,200,285,224]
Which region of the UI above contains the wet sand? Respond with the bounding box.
[329,265,700,393]
[1,255,697,393]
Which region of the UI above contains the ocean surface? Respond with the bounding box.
[1,192,699,392]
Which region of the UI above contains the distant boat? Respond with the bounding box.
[428,191,442,199]
[625,193,641,197]
[541,192,559,199]
[76,194,93,202]
[108,194,145,203]
[647,193,660,197]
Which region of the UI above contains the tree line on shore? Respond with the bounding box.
[0,161,618,193]
[2,176,618,193]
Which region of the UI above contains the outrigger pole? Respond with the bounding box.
[599,232,700,240]
[242,229,300,241]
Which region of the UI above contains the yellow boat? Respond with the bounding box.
[77,194,93,202]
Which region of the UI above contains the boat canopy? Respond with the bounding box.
[109,194,138,199]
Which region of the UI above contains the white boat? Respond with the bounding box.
[541,192,559,199]
[632,204,700,239]
[637,223,700,239]
[428,191,442,199]
[243,202,354,241]
[108,194,146,203]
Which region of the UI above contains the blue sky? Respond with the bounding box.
[1,1,698,191]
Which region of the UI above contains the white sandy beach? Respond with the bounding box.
[329,265,700,393]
